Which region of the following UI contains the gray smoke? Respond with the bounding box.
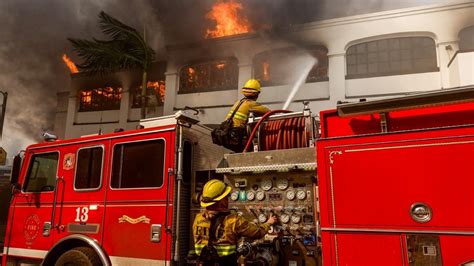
[0,0,165,160]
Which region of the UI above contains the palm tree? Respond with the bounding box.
[68,11,155,118]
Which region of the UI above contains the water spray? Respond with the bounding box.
[282,57,317,110]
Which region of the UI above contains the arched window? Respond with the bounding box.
[253,46,328,87]
[346,37,438,79]
[79,86,122,112]
[178,58,238,94]
[459,26,474,51]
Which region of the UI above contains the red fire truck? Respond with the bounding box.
[317,86,474,265]
[2,86,474,265]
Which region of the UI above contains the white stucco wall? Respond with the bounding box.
[449,51,474,87]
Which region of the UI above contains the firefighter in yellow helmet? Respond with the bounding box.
[192,179,276,266]
[225,79,270,152]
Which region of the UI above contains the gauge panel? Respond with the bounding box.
[256,191,266,201]
[297,189,307,200]
[260,178,273,191]
[276,178,289,190]
[286,189,296,201]
[247,191,255,201]
[230,191,239,201]
[226,172,316,245]
[291,215,301,224]
[280,213,290,224]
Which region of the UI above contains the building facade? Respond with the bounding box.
[56,1,474,139]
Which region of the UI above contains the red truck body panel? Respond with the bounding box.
[317,102,474,265]
[2,124,177,265]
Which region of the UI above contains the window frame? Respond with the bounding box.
[345,36,439,79]
[178,57,239,94]
[78,86,123,112]
[252,46,329,87]
[109,138,166,190]
[458,26,474,52]
[22,151,60,194]
[130,81,166,109]
[73,145,105,192]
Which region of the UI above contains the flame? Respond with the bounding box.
[62,54,78,73]
[187,67,196,83]
[80,90,92,105]
[216,63,225,69]
[262,62,270,81]
[146,81,166,103]
[205,0,253,39]
[80,87,122,106]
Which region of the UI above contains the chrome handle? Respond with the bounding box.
[150,224,162,243]
[42,222,51,237]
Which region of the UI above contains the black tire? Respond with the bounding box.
[55,247,102,266]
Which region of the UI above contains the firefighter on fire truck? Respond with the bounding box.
[191,179,277,265]
[224,79,270,152]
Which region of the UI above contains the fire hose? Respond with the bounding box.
[243,110,310,152]
[262,116,308,151]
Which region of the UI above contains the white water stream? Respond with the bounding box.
[282,56,317,110]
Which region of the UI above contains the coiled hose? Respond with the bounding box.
[243,110,310,152]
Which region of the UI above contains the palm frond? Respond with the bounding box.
[68,38,143,75]
[67,11,156,76]
[98,11,154,66]
[98,11,141,42]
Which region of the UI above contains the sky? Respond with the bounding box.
[0,0,451,160]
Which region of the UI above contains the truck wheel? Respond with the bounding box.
[55,247,102,266]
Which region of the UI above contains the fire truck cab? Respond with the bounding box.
[2,110,228,265]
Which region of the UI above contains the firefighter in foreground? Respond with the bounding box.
[192,179,277,265]
[225,79,271,152]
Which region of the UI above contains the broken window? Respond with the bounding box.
[131,81,166,108]
[131,62,167,108]
[253,46,329,87]
[79,86,122,112]
[178,58,238,94]
[306,46,329,83]
[346,37,438,79]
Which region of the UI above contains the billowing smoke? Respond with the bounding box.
[0,0,165,161]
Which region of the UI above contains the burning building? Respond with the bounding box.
[58,1,474,139]
[59,62,167,137]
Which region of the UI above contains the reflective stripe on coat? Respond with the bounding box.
[226,99,270,128]
[192,211,270,257]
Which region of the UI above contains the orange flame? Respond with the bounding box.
[262,62,270,81]
[80,90,92,105]
[62,54,78,73]
[187,67,196,83]
[205,0,253,39]
[146,81,166,103]
[216,63,225,69]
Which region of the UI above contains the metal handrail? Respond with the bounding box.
[51,176,63,229]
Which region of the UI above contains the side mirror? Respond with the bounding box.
[10,154,22,185]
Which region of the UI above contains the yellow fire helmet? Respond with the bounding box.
[242,79,261,94]
[200,179,232,207]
